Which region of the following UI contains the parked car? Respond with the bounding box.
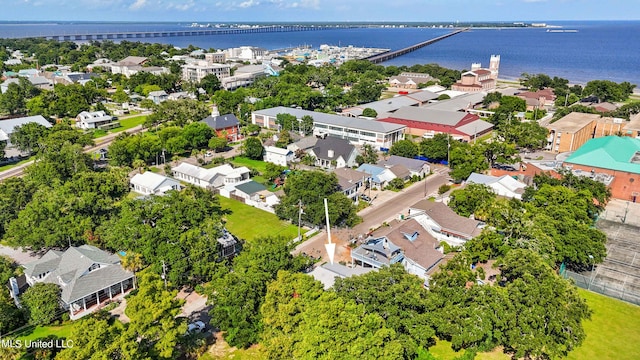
[360,194,372,202]
[187,321,206,333]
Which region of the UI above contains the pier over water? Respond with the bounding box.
[18,25,353,41]
[365,28,468,63]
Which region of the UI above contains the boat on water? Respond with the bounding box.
[546,29,578,33]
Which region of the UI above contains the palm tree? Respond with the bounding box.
[132,159,146,174]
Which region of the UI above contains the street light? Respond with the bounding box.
[588,254,595,290]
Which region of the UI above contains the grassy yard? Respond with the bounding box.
[230,156,269,174]
[217,196,298,242]
[17,322,76,343]
[430,289,640,360]
[567,289,640,360]
[108,114,148,133]
[0,156,34,172]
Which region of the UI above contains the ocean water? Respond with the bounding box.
[1,21,638,86]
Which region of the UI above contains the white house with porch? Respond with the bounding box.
[19,245,135,320]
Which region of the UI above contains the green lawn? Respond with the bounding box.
[230,157,269,174]
[0,156,35,172]
[567,289,640,360]
[217,196,298,242]
[17,322,76,343]
[430,289,640,360]
[108,115,148,133]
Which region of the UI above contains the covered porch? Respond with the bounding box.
[69,277,135,320]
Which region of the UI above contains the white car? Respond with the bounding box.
[187,320,206,333]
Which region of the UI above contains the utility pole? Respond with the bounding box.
[161,260,167,290]
[447,135,451,168]
[297,200,303,241]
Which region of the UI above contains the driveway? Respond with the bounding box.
[293,172,449,263]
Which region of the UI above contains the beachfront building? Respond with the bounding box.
[251,107,406,150]
[451,55,500,92]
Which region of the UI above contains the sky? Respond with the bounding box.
[1,0,639,22]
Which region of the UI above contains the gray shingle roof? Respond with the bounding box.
[410,200,482,239]
[378,155,428,173]
[0,115,52,141]
[24,245,133,304]
[201,113,240,130]
[311,137,355,161]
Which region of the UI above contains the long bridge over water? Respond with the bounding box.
[365,28,468,63]
[22,25,352,41]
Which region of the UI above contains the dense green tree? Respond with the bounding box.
[207,236,310,349]
[275,171,360,227]
[98,187,226,286]
[0,285,25,336]
[349,78,385,103]
[478,140,519,168]
[361,107,378,117]
[182,121,213,149]
[261,271,405,360]
[497,95,526,113]
[355,143,379,165]
[125,271,187,359]
[583,80,635,102]
[111,86,130,104]
[208,136,228,152]
[275,130,292,148]
[0,83,27,115]
[499,120,548,150]
[21,283,61,325]
[199,73,222,95]
[448,183,496,218]
[242,136,264,160]
[0,177,36,239]
[333,265,436,358]
[389,139,419,158]
[482,92,502,106]
[500,249,591,359]
[263,162,286,182]
[299,114,314,135]
[8,122,50,154]
[146,99,209,127]
[419,133,451,161]
[449,142,488,182]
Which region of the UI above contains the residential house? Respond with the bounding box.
[201,111,241,141]
[351,237,404,269]
[171,162,250,189]
[451,55,500,92]
[264,146,294,167]
[287,136,318,154]
[387,164,412,182]
[370,219,445,286]
[220,179,280,213]
[0,115,52,147]
[130,172,182,196]
[16,245,135,320]
[545,112,626,153]
[408,200,484,246]
[110,56,168,78]
[333,167,369,200]
[252,106,406,150]
[148,90,168,104]
[307,137,359,169]
[309,263,375,290]
[388,72,436,89]
[564,136,640,201]
[217,229,240,259]
[76,111,115,130]
[466,172,527,199]
[515,88,556,111]
[357,163,396,189]
[378,155,430,178]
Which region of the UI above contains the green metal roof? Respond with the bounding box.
[235,180,267,195]
[565,136,640,174]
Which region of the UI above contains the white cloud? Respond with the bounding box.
[167,0,196,11]
[129,0,147,10]
[239,0,260,8]
[270,0,319,9]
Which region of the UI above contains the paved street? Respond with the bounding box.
[293,171,449,263]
